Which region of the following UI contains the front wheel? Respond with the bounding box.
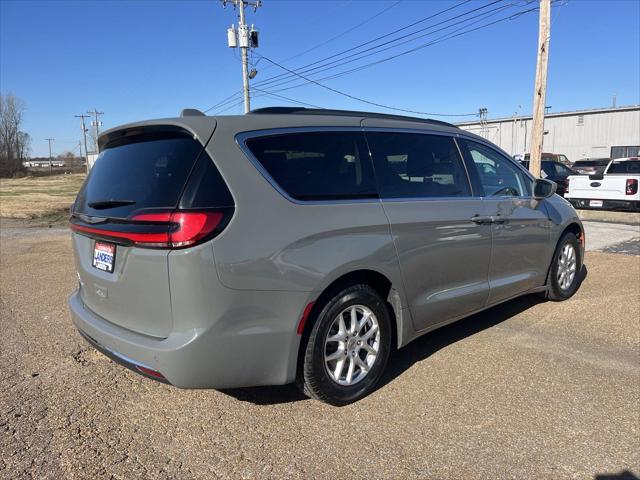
[546,232,582,301]
[299,284,392,405]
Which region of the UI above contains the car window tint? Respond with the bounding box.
[541,162,555,177]
[365,132,470,199]
[462,140,531,197]
[179,154,234,208]
[550,162,571,176]
[75,130,203,218]
[607,160,640,174]
[245,131,376,201]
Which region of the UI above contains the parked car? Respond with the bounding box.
[520,160,577,196]
[566,157,640,211]
[572,157,611,175]
[68,107,585,405]
[523,152,572,167]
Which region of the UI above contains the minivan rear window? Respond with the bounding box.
[244,131,377,201]
[75,129,203,218]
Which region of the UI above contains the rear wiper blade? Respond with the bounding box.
[88,199,136,209]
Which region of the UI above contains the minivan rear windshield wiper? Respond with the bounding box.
[88,199,137,209]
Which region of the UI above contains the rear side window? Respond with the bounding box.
[244,131,376,201]
[607,160,640,174]
[365,132,470,199]
[179,155,234,208]
[75,129,203,218]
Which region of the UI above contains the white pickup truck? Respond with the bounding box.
[566,157,639,211]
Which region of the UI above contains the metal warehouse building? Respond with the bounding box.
[456,105,640,162]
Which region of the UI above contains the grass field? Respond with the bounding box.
[0,174,85,220]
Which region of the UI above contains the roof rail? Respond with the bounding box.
[248,106,458,128]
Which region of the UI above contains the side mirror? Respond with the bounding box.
[534,178,556,199]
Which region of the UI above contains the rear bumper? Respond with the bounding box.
[69,288,307,389]
[567,198,640,211]
[78,329,169,384]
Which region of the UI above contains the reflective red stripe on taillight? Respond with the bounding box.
[70,210,227,248]
[135,365,166,380]
[69,223,171,244]
[626,178,638,196]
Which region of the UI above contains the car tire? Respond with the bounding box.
[545,232,582,301]
[299,284,392,406]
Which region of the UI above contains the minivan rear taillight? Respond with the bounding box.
[70,210,230,249]
[626,178,638,195]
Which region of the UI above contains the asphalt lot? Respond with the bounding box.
[1,219,638,480]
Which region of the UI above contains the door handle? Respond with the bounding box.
[471,215,494,224]
[471,215,507,224]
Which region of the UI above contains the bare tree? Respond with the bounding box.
[0,93,27,176]
[17,131,31,162]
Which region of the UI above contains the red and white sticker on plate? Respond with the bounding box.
[93,241,116,273]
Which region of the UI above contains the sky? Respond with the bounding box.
[1,0,639,157]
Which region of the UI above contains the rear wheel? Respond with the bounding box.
[546,232,582,301]
[299,284,391,405]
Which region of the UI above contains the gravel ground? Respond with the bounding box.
[1,220,638,480]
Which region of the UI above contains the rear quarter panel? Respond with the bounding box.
[203,121,406,303]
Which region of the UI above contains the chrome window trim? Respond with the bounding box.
[235,126,478,205]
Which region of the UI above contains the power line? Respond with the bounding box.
[267,0,404,69]
[203,0,470,114]
[256,0,518,92]
[214,98,247,115]
[256,54,478,117]
[253,0,476,89]
[209,3,512,115]
[207,1,544,117]
[252,87,324,108]
[259,3,542,98]
[203,90,243,113]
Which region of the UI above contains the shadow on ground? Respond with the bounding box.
[224,266,588,406]
[594,470,640,480]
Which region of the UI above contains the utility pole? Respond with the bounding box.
[529,0,551,178]
[223,0,261,113]
[45,138,54,174]
[75,113,91,172]
[87,108,104,152]
[478,108,488,138]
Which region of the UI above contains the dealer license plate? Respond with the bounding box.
[93,241,115,273]
[590,200,603,207]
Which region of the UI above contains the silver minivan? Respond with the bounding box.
[69,107,584,405]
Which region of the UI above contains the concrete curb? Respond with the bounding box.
[576,209,640,226]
